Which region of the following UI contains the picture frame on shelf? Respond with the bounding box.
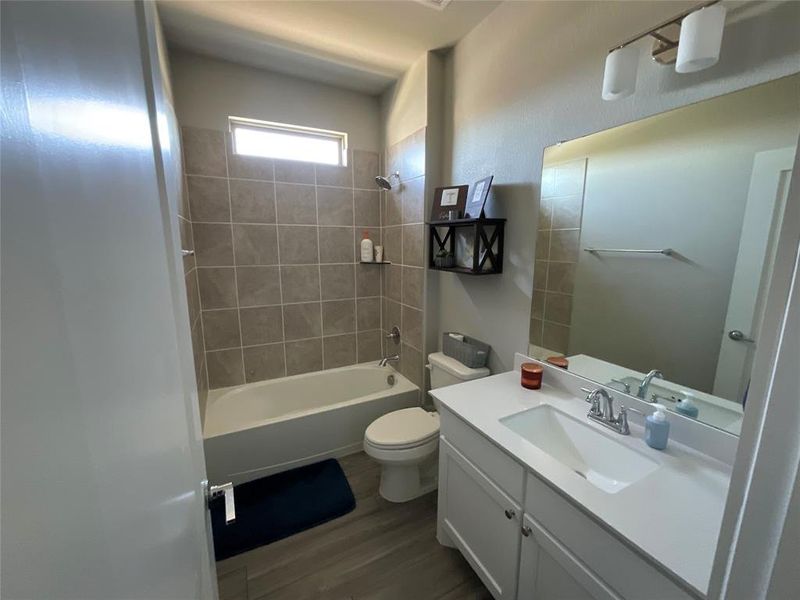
[431,185,469,221]
[464,175,493,219]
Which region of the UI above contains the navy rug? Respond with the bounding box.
[210,458,356,560]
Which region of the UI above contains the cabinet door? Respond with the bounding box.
[439,438,521,600]
[518,515,622,600]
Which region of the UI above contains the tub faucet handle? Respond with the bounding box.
[386,326,400,341]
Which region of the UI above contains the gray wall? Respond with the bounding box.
[170,49,382,152]
[439,0,800,373]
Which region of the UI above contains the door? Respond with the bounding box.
[518,515,621,600]
[713,147,795,402]
[1,1,217,598]
[439,439,520,600]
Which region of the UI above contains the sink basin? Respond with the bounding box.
[500,405,659,493]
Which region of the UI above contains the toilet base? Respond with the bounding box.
[378,453,438,503]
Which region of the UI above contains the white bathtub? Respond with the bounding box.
[203,363,419,485]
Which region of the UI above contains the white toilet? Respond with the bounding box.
[364,352,490,502]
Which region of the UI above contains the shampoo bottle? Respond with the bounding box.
[360,230,374,262]
[645,404,670,450]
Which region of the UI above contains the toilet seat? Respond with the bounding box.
[365,407,440,450]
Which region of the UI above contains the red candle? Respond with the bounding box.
[521,362,543,390]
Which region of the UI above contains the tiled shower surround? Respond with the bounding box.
[180,126,384,389]
[381,127,426,389]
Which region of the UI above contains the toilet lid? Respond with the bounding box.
[365,408,440,448]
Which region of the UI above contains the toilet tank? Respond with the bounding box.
[428,352,490,389]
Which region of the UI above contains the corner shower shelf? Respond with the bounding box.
[359,261,392,265]
[428,217,506,275]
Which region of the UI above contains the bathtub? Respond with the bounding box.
[203,363,419,485]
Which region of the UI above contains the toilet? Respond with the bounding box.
[364,352,490,502]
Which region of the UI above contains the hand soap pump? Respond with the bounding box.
[674,393,699,419]
[645,404,670,450]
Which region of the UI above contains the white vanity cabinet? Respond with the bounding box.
[437,409,695,600]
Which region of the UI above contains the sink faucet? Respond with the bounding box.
[378,354,399,367]
[583,388,631,435]
[637,369,664,401]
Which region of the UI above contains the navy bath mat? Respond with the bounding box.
[210,458,356,560]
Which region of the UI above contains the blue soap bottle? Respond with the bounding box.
[645,404,670,450]
[674,392,699,419]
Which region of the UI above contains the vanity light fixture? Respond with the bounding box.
[601,0,726,101]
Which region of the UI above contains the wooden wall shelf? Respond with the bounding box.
[428,218,506,275]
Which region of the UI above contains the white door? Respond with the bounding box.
[1,2,218,598]
[439,440,520,600]
[713,148,795,402]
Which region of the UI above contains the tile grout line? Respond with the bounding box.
[314,165,325,371]
[223,136,247,386]
[272,162,289,380]
[351,155,359,364]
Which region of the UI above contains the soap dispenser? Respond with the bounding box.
[645,404,670,450]
[674,392,699,419]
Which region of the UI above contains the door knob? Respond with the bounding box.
[504,508,515,519]
[207,481,236,524]
[728,330,755,343]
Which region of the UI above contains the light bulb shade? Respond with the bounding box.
[676,4,727,73]
[602,46,638,101]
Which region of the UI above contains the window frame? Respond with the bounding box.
[228,116,349,167]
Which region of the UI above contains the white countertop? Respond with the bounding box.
[432,369,733,597]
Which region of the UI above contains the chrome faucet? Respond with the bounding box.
[637,369,664,401]
[378,354,400,367]
[583,388,631,435]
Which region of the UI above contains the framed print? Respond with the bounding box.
[464,175,493,219]
[431,185,469,221]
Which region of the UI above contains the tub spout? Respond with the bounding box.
[378,355,400,367]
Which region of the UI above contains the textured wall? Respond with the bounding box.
[440,0,800,373]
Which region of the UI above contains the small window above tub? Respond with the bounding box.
[228,117,348,166]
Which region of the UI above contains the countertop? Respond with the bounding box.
[431,369,733,597]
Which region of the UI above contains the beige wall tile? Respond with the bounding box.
[537,197,552,230]
[275,159,315,184]
[230,179,276,224]
[356,297,380,331]
[400,342,423,388]
[179,217,195,274]
[544,292,573,325]
[185,271,201,327]
[322,300,356,336]
[383,226,402,264]
[188,176,230,223]
[354,190,380,227]
[529,318,543,346]
[316,162,353,188]
[353,150,379,190]
[193,223,234,266]
[533,259,548,291]
[182,127,226,177]
[402,176,425,224]
[317,187,354,226]
[275,183,317,225]
[552,195,583,230]
[384,264,402,302]
[535,229,550,261]
[206,348,244,388]
[546,262,576,294]
[240,305,284,345]
[277,225,318,264]
[320,264,355,300]
[402,305,423,351]
[402,266,423,308]
[531,290,545,321]
[202,309,241,350]
[283,302,322,340]
[402,224,424,267]
[280,265,320,303]
[542,321,570,354]
[323,334,357,369]
[356,264,381,297]
[197,267,237,309]
[357,330,382,363]
[236,266,281,306]
[233,224,279,265]
[549,229,580,262]
[382,188,402,226]
[319,227,355,263]
[243,343,285,383]
[382,298,401,335]
[285,338,323,375]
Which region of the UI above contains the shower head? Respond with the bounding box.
[375,171,400,190]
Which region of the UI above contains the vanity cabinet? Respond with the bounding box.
[439,438,520,600]
[438,409,695,600]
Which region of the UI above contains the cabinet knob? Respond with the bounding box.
[504,508,515,519]
[521,525,532,537]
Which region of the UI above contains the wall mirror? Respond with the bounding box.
[528,74,799,435]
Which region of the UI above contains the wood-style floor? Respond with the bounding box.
[216,452,491,600]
